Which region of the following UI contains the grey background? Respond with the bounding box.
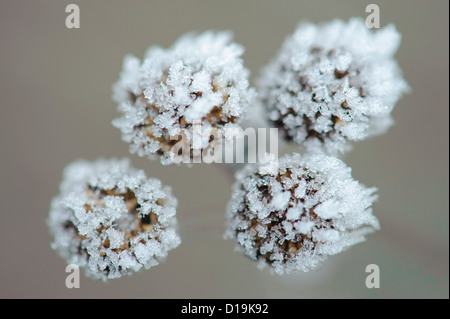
[0,0,448,298]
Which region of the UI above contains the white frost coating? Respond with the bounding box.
[47,158,181,281]
[224,153,380,274]
[112,31,256,164]
[257,18,410,155]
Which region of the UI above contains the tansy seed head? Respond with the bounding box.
[257,18,410,155]
[47,158,181,281]
[224,153,380,274]
[112,31,256,165]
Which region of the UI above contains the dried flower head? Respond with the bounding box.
[225,153,380,274]
[47,158,181,281]
[112,31,256,165]
[257,18,410,154]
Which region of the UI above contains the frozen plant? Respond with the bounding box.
[112,31,256,165]
[257,18,409,155]
[224,153,380,274]
[47,158,181,281]
[49,17,408,280]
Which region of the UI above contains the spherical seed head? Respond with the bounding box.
[112,31,256,165]
[47,158,181,281]
[257,18,410,154]
[224,153,380,274]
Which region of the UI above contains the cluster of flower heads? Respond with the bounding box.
[49,17,408,280]
[225,153,379,274]
[47,158,180,281]
[257,18,409,154]
[225,18,408,273]
[112,31,255,165]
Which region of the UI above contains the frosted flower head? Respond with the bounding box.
[47,158,181,281]
[257,18,410,154]
[224,153,380,274]
[112,31,256,165]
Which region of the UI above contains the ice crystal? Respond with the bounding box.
[257,18,410,154]
[224,153,380,274]
[47,158,181,281]
[112,31,256,165]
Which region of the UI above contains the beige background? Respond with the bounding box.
[0,0,448,298]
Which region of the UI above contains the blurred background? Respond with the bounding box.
[0,0,448,298]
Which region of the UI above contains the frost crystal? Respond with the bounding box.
[257,18,410,154]
[112,31,256,164]
[224,153,380,274]
[47,158,181,281]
